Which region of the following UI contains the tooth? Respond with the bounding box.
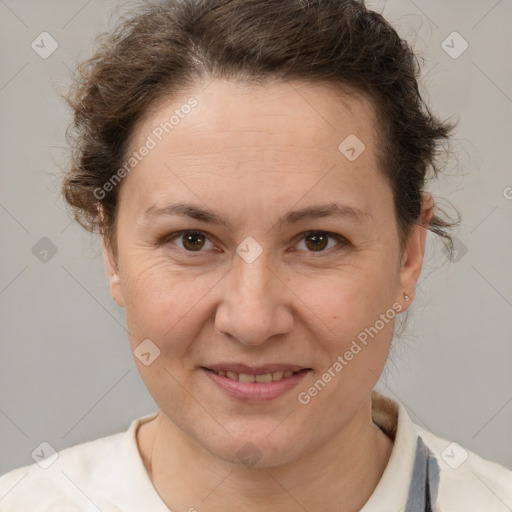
[239,373,256,383]
[216,369,296,382]
[255,373,272,383]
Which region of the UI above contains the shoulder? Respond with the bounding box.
[0,430,126,511]
[415,425,512,511]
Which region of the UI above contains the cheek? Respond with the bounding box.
[119,255,215,353]
[294,271,397,418]
[308,261,399,337]
[297,261,399,391]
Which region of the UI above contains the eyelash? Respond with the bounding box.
[159,230,350,256]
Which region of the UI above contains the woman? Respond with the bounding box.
[1,0,510,510]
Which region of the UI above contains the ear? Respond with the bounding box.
[397,192,434,310]
[98,206,125,308]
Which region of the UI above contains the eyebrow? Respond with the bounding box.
[142,201,371,230]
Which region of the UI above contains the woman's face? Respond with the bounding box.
[102,79,428,466]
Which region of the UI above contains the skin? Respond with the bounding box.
[100,79,433,512]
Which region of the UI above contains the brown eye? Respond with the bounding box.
[295,231,348,254]
[181,232,206,251]
[304,233,329,252]
[164,231,214,252]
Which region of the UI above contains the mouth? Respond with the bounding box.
[200,364,312,403]
[207,368,301,383]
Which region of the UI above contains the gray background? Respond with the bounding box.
[0,0,511,480]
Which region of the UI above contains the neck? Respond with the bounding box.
[137,397,393,512]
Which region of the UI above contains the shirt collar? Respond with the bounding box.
[361,390,425,511]
[110,409,168,511]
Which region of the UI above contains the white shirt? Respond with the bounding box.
[1,391,511,511]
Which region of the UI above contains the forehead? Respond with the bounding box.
[119,79,388,221]
[134,79,379,153]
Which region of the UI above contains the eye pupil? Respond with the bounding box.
[305,233,328,252]
[183,232,205,251]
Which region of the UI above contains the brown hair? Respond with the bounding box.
[61,0,457,261]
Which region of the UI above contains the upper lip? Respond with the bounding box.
[203,363,310,375]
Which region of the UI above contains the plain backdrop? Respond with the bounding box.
[1,0,511,478]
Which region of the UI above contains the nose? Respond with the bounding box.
[214,250,294,347]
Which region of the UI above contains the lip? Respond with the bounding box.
[205,363,306,375]
[201,365,312,403]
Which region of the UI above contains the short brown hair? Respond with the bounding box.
[61,0,457,260]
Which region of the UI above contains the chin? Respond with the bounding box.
[198,428,307,469]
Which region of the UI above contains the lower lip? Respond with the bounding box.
[201,368,310,403]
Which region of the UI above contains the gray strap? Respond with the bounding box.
[404,436,440,512]
[426,444,440,510]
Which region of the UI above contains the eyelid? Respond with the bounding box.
[161,229,350,255]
